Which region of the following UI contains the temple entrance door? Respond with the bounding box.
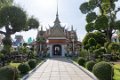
[52,44,62,56]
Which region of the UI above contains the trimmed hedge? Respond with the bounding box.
[28,59,37,69]
[0,66,19,80]
[77,57,86,66]
[85,61,96,71]
[18,63,30,74]
[92,61,113,80]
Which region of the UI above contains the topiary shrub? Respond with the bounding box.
[18,63,30,74]
[85,61,96,72]
[28,59,37,69]
[77,57,86,66]
[112,55,119,61]
[92,61,113,80]
[93,47,106,58]
[79,49,88,58]
[0,66,19,80]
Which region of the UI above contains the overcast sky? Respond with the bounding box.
[11,0,86,42]
[12,0,120,42]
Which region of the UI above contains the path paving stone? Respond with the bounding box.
[24,58,96,80]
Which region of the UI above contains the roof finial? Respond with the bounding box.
[71,25,73,31]
[41,25,43,31]
[54,0,60,25]
[57,0,58,17]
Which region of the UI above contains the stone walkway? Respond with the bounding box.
[24,58,96,80]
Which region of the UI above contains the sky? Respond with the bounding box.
[11,0,120,42]
[11,0,86,42]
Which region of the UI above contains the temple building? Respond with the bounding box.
[36,9,81,57]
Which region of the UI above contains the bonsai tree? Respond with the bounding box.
[0,6,39,53]
[0,5,39,63]
[108,42,120,55]
[88,38,97,47]
[80,0,120,42]
[93,47,106,59]
[83,32,106,48]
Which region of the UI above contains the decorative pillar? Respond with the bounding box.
[62,45,65,57]
[47,44,53,57]
[50,45,53,57]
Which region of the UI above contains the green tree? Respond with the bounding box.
[88,38,97,47]
[27,17,39,29]
[94,31,107,46]
[82,33,95,46]
[0,6,39,53]
[0,0,13,8]
[80,0,120,42]
[83,32,106,59]
[93,47,106,58]
[108,42,120,54]
[82,31,106,47]
[104,42,111,53]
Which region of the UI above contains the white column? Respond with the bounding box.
[50,45,53,57]
[47,45,53,57]
[61,45,65,57]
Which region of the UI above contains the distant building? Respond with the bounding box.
[112,35,119,43]
[36,9,81,57]
[112,31,120,43]
[27,37,33,44]
[13,35,25,46]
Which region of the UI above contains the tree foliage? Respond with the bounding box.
[0,6,27,32]
[27,17,39,29]
[82,33,95,46]
[80,0,120,42]
[108,42,120,54]
[0,0,13,8]
[86,12,97,23]
[115,20,120,30]
[86,23,94,32]
[82,32,106,47]
[0,6,39,39]
[88,38,97,47]
[94,15,108,30]
[89,0,97,10]
[93,47,106,58]
[0,5,39,53]
[80,2,90,14]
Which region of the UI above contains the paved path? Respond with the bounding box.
[25,58,95,80]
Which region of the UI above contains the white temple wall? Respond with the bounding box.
[47,44,66,57]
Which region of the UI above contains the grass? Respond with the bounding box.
[113,64,120,80]
[9,63,21,68]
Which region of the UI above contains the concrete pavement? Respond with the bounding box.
[24,58,97,80]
